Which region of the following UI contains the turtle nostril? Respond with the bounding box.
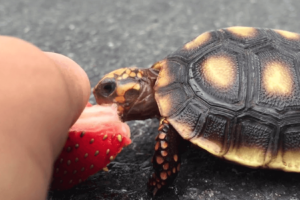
[101,81,116,97]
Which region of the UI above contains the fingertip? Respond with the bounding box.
[44,52,91,120]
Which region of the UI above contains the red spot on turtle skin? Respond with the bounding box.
[173,167,176,174]
[158,124,164,131]
[156,156,164,165]
[177,163,181,171]
[174,154,178,162]
[158,133,166,140]
[167,171,172,176]
[155,142,160,151]
[160,172,167,180]
[161,151,168,157]
[161,141,168,149]
[163,163,169,170]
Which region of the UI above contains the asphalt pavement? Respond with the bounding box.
[2,0,300,199]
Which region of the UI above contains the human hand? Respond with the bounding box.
[0,36,90,200]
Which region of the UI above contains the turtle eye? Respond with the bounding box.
[101,81,116,97]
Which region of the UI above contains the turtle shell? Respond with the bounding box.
[153,26,300,172]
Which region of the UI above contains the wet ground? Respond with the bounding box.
[2,0,300,199]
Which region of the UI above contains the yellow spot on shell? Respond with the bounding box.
[84,153,88,158]
[226,26,257,38]
[184,32,211,50]
[275,29,300,40]
[103,135,108,140]
[95,150,99,156]
[110,156,114,161]
[117,134,122,142]
[90,165,94,169]
[81,167,85,172]
[75,157,79,162]
[67,160,71,165]
[262,61,293,96]
[106,149,110,154]
[90,138,94,143]
[75,144,79,148]
[201,54,237,90]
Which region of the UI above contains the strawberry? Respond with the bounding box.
[51,103,131,190]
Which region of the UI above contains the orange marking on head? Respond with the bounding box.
[117,105,124,113]
[262,61,294,96]
[227,26,257,38]
[116,82,138,96]
[129,72,136,77]
[101,68,127,80]
[115,96,125,103]
[152,60,167,70]
[137,72,142,78]
[122,73,129,79]
[201,54,237,90]
[114,68,127,75]
[184,32,211,50]
[275,29,300,40]
[133,83,140,91]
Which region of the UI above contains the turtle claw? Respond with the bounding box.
[148,173,163,196]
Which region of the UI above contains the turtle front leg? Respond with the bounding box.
[148,118,183,195]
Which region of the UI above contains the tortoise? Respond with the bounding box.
[93,26,300,194]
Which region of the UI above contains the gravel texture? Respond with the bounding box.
[2,0,300,199]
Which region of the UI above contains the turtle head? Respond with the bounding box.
[93,67,160,121]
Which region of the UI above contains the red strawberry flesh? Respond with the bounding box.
[51,104,131,190]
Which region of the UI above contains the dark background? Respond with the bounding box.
[2,0,300,199]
